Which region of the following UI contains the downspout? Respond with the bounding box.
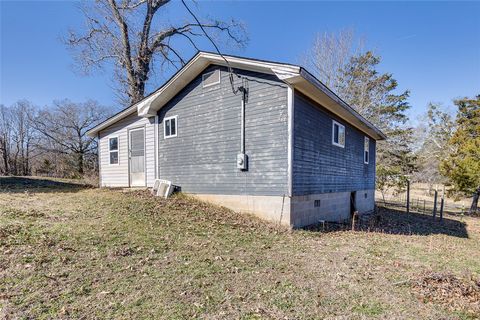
[97,132,102,188]
[240,87,246,155]
[237,84,248,170]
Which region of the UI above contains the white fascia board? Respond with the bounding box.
[86,105,137,138]
[138,52,301,117]
[298,69,386,140]
[201,52,301,76]
[276,67,386,140]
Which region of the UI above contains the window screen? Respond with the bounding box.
[364,137,370,164]
[332,121,345,147]
[109,137,119,165]
[164,116,177,138]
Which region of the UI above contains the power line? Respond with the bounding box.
[180,0,241,94]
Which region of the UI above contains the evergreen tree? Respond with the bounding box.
[440,95,480,214]
[338,51,416,193]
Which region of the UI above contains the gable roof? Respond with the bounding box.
[87,51,386,140]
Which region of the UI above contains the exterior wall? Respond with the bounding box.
[290,92,376,226]
[98,112,156,187]
[157,65,289,196]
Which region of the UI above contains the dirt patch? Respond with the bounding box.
[412,272,480,316]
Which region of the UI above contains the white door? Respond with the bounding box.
[129,128,145,187]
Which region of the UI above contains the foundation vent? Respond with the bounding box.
[365,192,368,199]
[314,200,321,208]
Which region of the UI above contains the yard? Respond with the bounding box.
[1,177,479,319]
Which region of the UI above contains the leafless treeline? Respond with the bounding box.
[0,100,111,178]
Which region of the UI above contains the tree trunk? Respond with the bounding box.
[0,138,8,175]
[77,152,84,176]
[469,187,480,215]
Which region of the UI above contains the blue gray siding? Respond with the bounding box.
[157,65,289,196]
[292,92,376,195]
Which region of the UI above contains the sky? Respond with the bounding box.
[1,1,479,124]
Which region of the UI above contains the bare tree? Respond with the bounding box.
[0,104,12,175]
[31,100,109,176]
[65,0,247,105]
[0,101,38,176]
[10,101,37,175]
[413,103,456,192]
[302,28,363,91]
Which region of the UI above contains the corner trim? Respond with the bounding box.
[287,85,294,198]
[154,115,159,179]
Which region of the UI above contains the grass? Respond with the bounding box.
[1,176,479,319]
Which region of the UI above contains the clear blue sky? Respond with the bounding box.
[1,1,479,123]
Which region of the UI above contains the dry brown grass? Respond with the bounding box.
[1,177,479,319]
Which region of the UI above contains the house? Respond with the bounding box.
[86,51,386,228]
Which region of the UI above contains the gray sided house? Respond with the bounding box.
[87,52,386,228]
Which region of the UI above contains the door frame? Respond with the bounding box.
[127,125,147,187]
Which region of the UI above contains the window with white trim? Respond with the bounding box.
[202,69,220,88]
[164,116,177,138]
[109,136,119,165]
[364,137,370,164]
[332,120,345,148]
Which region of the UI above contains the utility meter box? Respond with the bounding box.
[237,153,248,170]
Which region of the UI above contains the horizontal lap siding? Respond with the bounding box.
[99,112,156,187]
[293,93,376,195]
[158,65,288,196]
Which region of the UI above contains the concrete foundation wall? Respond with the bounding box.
[191,189,374,228]
[191,193,291,226]
[354,189,375,214]
[290,189,375,228]
[290,192,351,227]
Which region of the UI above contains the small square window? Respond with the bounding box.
[108,137,119,165]
[332,120,345,148]
[364,137,370,164]
[164,116,178,139]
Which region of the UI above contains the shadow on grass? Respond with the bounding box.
[374,207,469,238]
[0,176,91,193]
[305,206,469,238]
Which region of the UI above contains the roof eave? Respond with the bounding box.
[86,105,137,138]
[291,69,387,140]
[138,52,301,117]
[86,51,386,141]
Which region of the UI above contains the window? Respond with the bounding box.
[164,116,177,138]
[364,137,370,164]
[332,120,345,148]
[202,70,220,88]
[109,136,119,165]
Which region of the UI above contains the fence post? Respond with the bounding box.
[440,197,444,221]
[406,180,410,214]
[433,190,438,219]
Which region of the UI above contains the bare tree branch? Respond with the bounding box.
[65,0,248,106]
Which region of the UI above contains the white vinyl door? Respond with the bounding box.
[129,128,145,187]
